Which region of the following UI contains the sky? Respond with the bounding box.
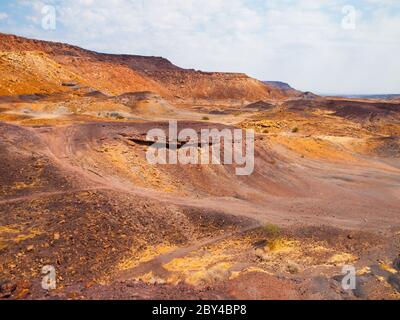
[0,0,399,95]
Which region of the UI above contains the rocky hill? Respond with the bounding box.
[0,33,290,101]
[0,51,85,96]
[263,81,303,97]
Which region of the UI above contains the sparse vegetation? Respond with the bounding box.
[262,223,282,239]
[202,116,210,121]
[292,127,299,133]
[108,112,125,120]
[267,238,293,252]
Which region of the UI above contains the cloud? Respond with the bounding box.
[3,0,400,94]
[0,12,9,20]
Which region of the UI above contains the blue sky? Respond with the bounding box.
[0,0,399,94]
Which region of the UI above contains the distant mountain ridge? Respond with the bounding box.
[338,94,400,100]
[263,81,317,99]
[263,81,295,91]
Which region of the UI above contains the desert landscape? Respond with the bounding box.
[0,33,400,300]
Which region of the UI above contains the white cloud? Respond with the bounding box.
[5,0,400,94]
[0,12,9,20]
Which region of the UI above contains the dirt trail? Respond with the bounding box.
[117,223,261,281]
[29,125,108,187]
[26,124,280,224]
[0,187,108,205]
[14,122,400,231]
